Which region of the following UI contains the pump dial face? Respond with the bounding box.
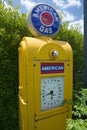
[41,77,64,111]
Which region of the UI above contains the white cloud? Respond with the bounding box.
[68,19,84,33]
[52,0,65,7]
[52,0,83,33]
[64,0,81,9]
[20,0,36,11]
[52,0,81,9]
[62,11,75,22]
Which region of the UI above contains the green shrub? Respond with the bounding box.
[67,119,87,130]
[0,1,30,129]
[67,88,87,130]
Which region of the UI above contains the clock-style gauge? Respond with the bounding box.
[41,77,64,111]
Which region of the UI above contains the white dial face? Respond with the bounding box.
[41,77,64,111]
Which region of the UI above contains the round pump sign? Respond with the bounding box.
[27,3,60,37]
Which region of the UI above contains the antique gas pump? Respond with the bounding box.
[18,3,73,130]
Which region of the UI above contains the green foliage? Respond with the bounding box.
[55,22,84,88]
[67,119,87,130]
[67,88,87,130]
[0,1,31,130]
[73,88,87,118]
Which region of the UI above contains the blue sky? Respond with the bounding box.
[5,0,84,33]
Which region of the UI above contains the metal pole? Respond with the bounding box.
[84,0,87,88]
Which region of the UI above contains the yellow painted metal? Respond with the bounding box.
[18,36,73,130]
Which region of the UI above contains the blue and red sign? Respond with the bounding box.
[41,63,64,74]
[27,4,60,37]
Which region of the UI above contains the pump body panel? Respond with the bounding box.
[18,37,73,130]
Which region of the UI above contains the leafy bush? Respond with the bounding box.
[73,88,87,118]
[67,88,87,130]
[0,1,30,129]
[67,119,87,130]
[55,22,84,88]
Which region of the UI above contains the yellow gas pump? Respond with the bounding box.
[18,3,73,130]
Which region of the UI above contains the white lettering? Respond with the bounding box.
[35,7,41,13]
[49,8,53,13]
[43,5,48,10]
[34,5,58,21]
[55,17,59,21]
[44,28,49,34]
[39,25,52,34]
[33,13,39,18]
[39,25,45,32]
[52,13,59,21]
[49,28,52,33]
[41,66,64,71]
